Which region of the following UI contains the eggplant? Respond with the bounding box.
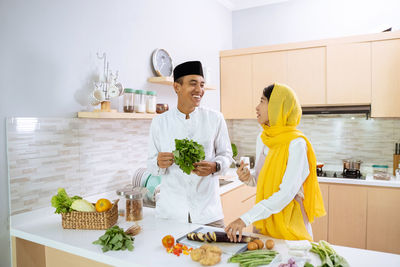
[187,231,255,243]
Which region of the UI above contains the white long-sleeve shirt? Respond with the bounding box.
[240,135,312,236]
[147,106,233,224]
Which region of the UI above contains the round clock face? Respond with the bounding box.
[152,49,173,77]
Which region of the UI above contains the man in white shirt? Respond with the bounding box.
[147,61,233,228]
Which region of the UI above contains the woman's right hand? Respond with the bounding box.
[236,160,250,182]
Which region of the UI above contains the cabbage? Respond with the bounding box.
[70,199,96,212]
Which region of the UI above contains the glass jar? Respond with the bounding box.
[125,188,147,221]
[123,88,135,113]
[372,165,390,180]
[116,184,134,217]
[134,90,146,113]
[146,91,157,113]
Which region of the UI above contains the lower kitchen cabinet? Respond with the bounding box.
[221,184,257,233]
[315,182,400,254]
[12,237,110,267]
[328,184,368,249]
[311,183,329,242]
[366,187,400,254]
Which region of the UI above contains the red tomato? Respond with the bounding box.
[162,235,175,249]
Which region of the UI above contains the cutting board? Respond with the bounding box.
[176,226,248,255]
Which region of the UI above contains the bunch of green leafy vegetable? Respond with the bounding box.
[93,225,134,252]
[172,138,205,175]
[231,143,238,158]
[310,240,349,267]
[51,188,82,214]
[228,250,278,267]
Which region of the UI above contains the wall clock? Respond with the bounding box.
[151,48,173,77]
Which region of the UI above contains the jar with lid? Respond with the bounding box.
[125,188,147,221]
[123,88,135,113]
[116,184,134,217]
[146,91,157,113]
[372,164,390,180]
[134,90,146,113]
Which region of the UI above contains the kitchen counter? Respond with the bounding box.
[220,168,400,189]
[11,203,400,267]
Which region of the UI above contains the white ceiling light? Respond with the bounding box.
[217,0,291,10]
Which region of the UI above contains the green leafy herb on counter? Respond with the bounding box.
[172,138,205,175]
[93,225,134,252]
[231,143,238,158]
[51,188,82,214]
[310,240,349,267]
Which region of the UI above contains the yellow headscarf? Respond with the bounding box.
[252,83,326,241]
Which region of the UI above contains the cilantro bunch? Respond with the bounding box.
[172,138,205,175]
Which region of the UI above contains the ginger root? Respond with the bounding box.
[190,244,222,266]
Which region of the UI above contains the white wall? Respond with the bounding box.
[0,0,231,266]
[232,0,400,48]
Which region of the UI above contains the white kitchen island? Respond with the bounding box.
[11,203,400,267]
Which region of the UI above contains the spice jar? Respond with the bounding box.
[116,185,134,217]
[134,90,146,113]
[156,103,169,114]
[146,91,157,113]
[125,188,147,221]
[123,88,135,113]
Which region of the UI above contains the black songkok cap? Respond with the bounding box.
[173,61,204,82]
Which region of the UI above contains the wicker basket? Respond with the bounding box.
[61,199,119,230]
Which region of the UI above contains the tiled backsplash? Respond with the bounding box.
[227,115,400,174]
[7,118,151,215]
[7,115,400,215]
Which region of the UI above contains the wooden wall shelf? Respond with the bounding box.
[147,76,216,90]
[77,112,156,119]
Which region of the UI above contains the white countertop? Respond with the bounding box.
[11,203,400,267]
[219,168,400,189]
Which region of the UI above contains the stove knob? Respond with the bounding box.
[323,172,327,177]
[333,172,337,178]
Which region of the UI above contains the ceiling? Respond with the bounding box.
[217,0,290,10]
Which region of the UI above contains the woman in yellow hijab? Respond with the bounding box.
[225,83,326,242]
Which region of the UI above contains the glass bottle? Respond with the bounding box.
[123,88,135,113]
[146,91,157,113]
[134,90,146,113]
[396,163,400,180]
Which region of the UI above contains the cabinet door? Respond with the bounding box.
[328,184,367,249]
[220,55,253,119]
[287,47,326,106]
[366,187,400,254]
[327,43,371,104]
[311,183,329,242]
[221,184,257,233]
[371,39,400,117]
[252,51,287,109]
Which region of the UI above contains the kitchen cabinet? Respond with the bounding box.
[311,183,329,242]
[220,31,400,118]
[252,51,287,109]
[371,39,400,117]
[220,184,257,233]
[366,187,400,254]
[12,237,110,267]
[327,43,371,105]
[287,47,326,106]
[220,55,253,119]
[328,184,367,249]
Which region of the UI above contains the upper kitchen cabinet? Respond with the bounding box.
[327,43,371,105]
[371,39,400,117]
[220,55,253,119]
[252,51,287,109]
[287,47,326,106]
